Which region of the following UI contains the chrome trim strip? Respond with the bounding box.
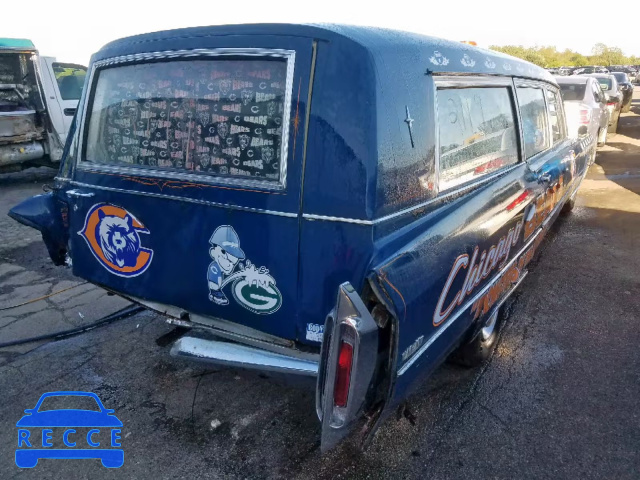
[303,163,521,226]
[302,214,373,225]
[77,47,296,191]
[171,336,318,377]
[397,182,573,376]
[67,180,298,218]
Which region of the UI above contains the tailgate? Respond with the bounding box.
[66,34,315,341]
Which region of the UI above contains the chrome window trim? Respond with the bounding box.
[66,180,298,219]
[433,76,522,194]
[513,80,554,162]
[76,48,296,192]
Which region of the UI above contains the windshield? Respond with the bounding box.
[559,84,586,101]
[53,62,87,100]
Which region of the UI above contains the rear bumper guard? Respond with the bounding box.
[170,334,318,377]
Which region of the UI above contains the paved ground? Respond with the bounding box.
[0,92,639,479]
[0,168,131,360]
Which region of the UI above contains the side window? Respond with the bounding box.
[436,87,519,191]
[546,88,566,143]
[52,63,87,100]
[516,87,551,159]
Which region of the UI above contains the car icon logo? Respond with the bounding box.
[15,391,124,468]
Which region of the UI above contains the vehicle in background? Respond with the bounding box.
[556,76,609,155]
[0,38,86,174]
[609,65,637,84]
[573,66,609,75]
[610,72,634,112]
[557,66,575,76]
[582,73,622,133]
[8,24,593,452]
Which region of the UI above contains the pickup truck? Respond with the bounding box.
[0,38,86,173]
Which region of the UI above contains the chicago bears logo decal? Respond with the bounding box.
[78,203,153,277]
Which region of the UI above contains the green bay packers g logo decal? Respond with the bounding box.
[206,225,282,315]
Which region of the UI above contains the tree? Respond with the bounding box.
[489,43,636,67]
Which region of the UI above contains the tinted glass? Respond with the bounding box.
[596,78,612,90]
[546,89,565,143]
[516,87,551,159]
[437,87,519,190]
[53,62,87,100]
[86,58,289,183]
[559,83,586,101]
[611,72,629,83]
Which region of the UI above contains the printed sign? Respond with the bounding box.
[15,391,123,468]
[207,225,282,315]
[78,203,153,277]
[305,323,324,343]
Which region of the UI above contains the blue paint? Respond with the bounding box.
[9,24,588,447]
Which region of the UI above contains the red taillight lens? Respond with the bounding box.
[333,342,353,408]
[607,102,616,107]
[579,108,591,125]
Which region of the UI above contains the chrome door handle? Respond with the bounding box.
[67,189,95,198]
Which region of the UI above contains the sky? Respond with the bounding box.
[4,0,639,66]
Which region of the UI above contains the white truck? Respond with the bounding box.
[0,38,86,173]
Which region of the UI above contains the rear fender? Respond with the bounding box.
[8,191,69,265]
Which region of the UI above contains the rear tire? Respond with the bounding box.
[562,194,576,213]
[452,309,501,368]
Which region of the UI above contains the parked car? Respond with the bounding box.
[0,38,87,173]
[581,74,622,133]
[9,24,590,452]
[609,65,637,84]
[556,76,610,154]
[610,72,634,112]
[573,66,609,75]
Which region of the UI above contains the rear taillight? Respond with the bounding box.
[579,107,591,125]
[607,102,616,107]
[333,341,354,407]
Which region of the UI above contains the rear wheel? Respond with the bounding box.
[562,194,576,213]
[452,309,501,368]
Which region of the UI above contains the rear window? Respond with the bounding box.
[436,87,519,191]
[596,78,612,90]
[559,83,586,102]
[85,55,292,185]
[611,72,628,83]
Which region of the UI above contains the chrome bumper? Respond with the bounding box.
[170,334,319,377]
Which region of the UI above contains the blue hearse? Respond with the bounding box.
[9,24,589,451]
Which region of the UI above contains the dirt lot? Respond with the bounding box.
[0,92,639,479]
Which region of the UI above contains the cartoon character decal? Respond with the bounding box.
[78,204,153,277]
[207,225,282,315]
